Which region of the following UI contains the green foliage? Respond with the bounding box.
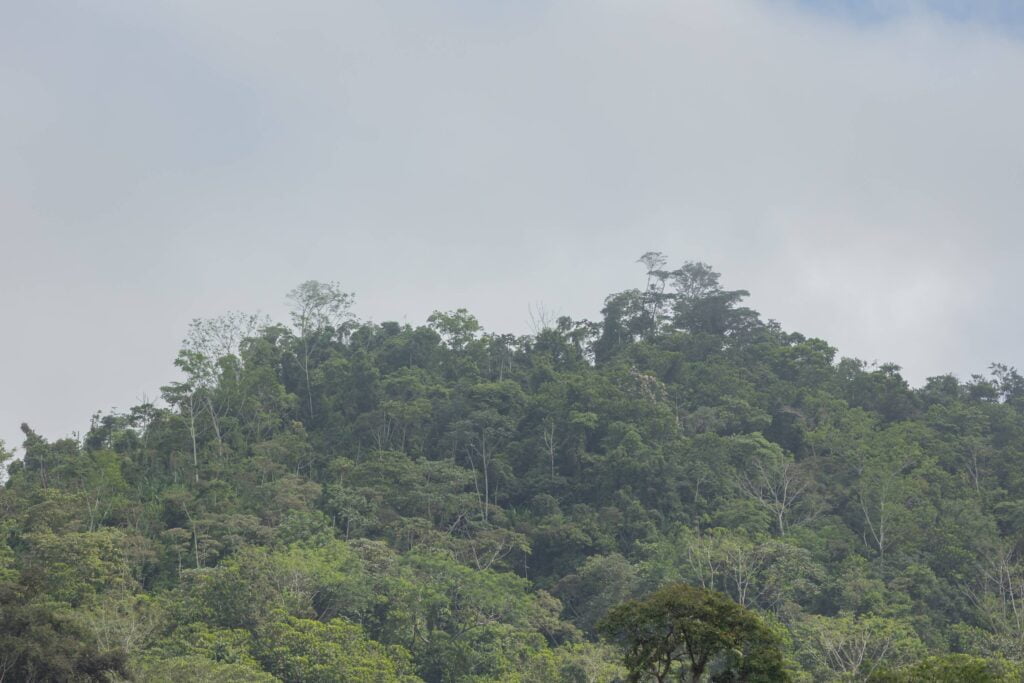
[256,614,419,682]
[0,598,130,682]
[792,613,925,681]
[8,258,1024,680]
[554,553,641,633]
[868,654,1022,682]
[137,654,278,682]
[599,583,788,682]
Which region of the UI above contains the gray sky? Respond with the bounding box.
[3,0,1024,453]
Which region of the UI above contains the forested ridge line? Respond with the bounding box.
[3,253,1024,681]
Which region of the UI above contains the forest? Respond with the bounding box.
[4,253,1024,681]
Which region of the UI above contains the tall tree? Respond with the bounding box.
[287,281,354,420]
[599,583,788,682]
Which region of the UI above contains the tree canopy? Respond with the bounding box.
[3,255,1024,680]
[599,583,788,682]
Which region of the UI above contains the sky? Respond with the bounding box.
[3,0,1024,453]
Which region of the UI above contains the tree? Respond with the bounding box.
[868,654,1021,683]
[138,655,277,682]
[256,615,420,682]
[162,351,211,484]
[637,251,670,338]
[0,597,129,682]
[793,613,924,681]
[852,425,934,563]
[963,544,1024,657]
[179,311,271,459]
[287,280,355,419]
[668,261,759,338]
[643,527,823,615]
[598,583,788,682]
[733,435,816,536]
[0,440,12,483]
[554,553,640,634]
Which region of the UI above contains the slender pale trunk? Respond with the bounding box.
[188,396,199,484]
[481,434,490,521]
[206,395,224,459]
[303,336,315,420]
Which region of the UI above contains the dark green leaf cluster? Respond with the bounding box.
[598,583,787,682]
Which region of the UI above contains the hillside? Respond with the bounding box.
[3,254,1024,681]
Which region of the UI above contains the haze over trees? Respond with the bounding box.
[4,254,1024,681]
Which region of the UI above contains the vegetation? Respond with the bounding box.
[3,254,1024,680]
[598,583,787,681]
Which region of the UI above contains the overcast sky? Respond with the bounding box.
[3,0,1024,452]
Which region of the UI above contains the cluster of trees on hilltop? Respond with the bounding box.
[4,254,1024,681]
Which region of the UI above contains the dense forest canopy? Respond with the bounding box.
[4,254,1024,681]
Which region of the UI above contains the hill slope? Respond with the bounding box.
[3,256,1024,681]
